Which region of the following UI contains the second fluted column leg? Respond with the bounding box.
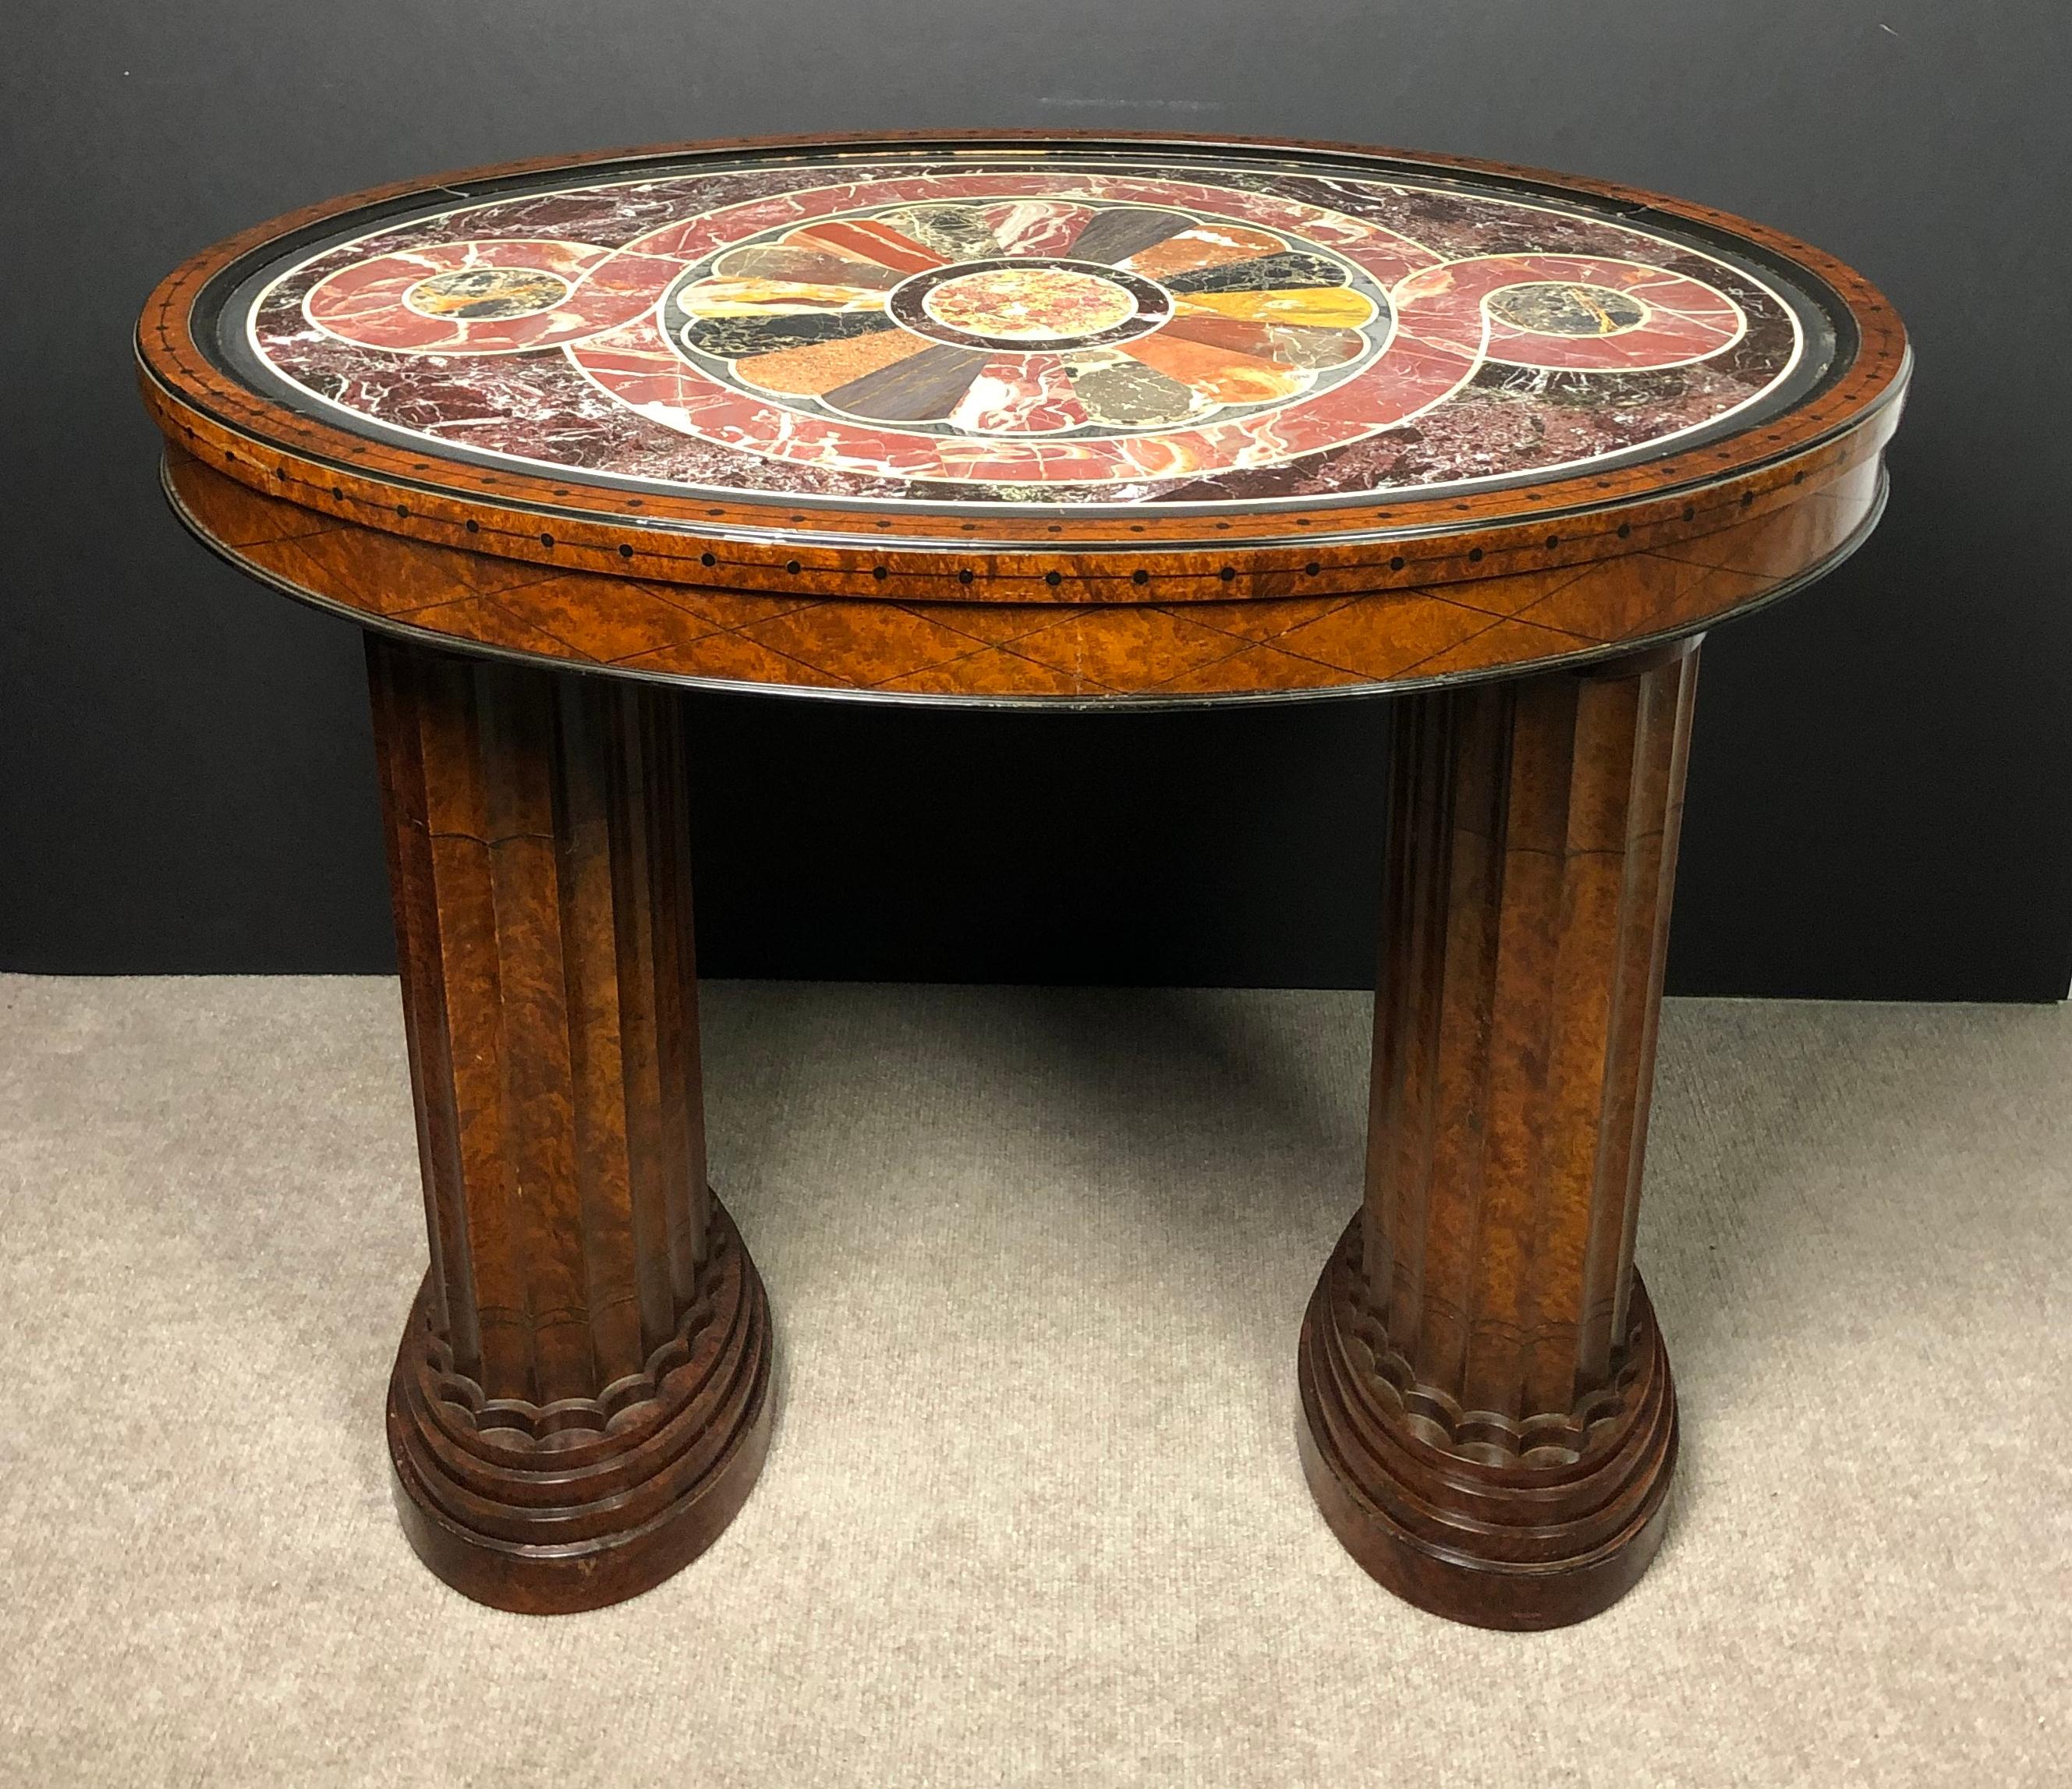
[1298,640,1697,1630]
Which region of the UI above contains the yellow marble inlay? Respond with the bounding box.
[1174,288,1380,330]
[676,279,888,317]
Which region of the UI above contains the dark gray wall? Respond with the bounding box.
[5,3,2068,997]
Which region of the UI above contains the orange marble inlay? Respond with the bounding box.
[735,328,926,395]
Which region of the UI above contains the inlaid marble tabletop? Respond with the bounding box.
[139,135,1907,1627]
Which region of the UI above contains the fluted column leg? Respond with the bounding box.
[1298,639,1697,1630]
[367,637,772,1613]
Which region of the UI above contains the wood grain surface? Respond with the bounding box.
[162,425,1883,703]
[369,637,770,1611]
[1299,640,1695,1628]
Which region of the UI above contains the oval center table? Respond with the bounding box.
[137,133,1907,1628]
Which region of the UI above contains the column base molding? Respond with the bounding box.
[387,1195,773,1614]
[1297,1213,1677,1631]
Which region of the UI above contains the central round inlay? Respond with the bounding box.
[922,266,1139,341]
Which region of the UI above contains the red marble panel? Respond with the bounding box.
[978,201,1093,257]
[947,356,1089,435]
[304,240,653,356]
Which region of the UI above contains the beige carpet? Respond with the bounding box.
[1,975,2066,1787]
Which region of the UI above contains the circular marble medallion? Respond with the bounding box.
[880,256,1174,357]
[1485,282,1649,336]
[403,267,571,321]
[923,266,1139,339]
